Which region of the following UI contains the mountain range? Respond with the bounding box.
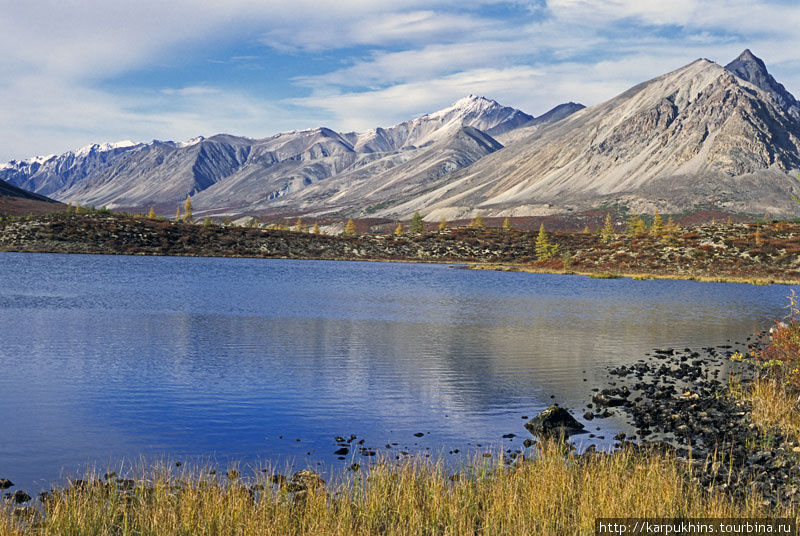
[3,49,800,220]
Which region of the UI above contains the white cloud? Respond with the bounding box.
[2,0,800,163]
[295,40,529,89]
[161,86,222,97]
[290,67,547,131]
[261,9,500,52]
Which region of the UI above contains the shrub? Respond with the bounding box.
[470,212,485,229]
[755,291,800,386]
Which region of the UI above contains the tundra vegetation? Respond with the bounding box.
[0,210,799,284]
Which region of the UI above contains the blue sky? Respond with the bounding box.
[2,0,800,162]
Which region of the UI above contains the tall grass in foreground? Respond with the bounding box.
[743,378,800,445]
[0,442,789,536]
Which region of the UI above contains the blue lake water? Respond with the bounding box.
[0,252,797,492]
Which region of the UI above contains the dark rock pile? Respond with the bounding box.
[594,342,800,506]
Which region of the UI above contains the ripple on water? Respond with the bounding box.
[0,252,795,492]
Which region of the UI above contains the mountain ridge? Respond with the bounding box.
[1,96,578,216]
[3,50,800,221]
[371,52,800,220]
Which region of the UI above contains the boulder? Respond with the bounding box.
[286,470,325,493]
[525,406,586,438]
[9,490,31,504]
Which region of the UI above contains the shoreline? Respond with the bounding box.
[1,338,788,509]
[1,211,800,286]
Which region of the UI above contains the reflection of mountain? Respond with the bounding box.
[1,255,782,491]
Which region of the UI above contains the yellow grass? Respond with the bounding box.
[463,263,795,285]
[741,378,800,445]
[0,442,788,536]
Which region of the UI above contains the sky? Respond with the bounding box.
[2,0,800,162]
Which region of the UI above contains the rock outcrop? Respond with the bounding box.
[524,406,586,438]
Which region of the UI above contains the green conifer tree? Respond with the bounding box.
[410,211,425,233]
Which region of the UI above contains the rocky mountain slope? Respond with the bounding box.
[1,97,576,217]
[4,50,799,221]
[375,51,800,221]
[725,49,800,120]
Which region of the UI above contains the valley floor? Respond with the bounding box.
[0,211,799,285]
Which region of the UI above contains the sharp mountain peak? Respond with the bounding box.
[724,48,800,119]
[4,49,798,221]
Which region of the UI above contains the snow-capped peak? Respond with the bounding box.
[2,153,57,168]
[429,95,500,119]
[177,136,205,148]
[74,140,137,158]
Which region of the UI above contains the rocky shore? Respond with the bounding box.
[570,336,800,507]
[1,212,799,283]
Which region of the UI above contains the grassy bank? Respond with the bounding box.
[464,262,797,285]
[737,296,800,445]
[0,442,788,536]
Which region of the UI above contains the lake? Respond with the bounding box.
[0,252,796,492]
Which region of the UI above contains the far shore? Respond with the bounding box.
[1,210,799,286]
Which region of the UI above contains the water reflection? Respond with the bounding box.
[0,252,795,491]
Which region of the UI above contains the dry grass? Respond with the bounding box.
[0,442,787,536]
[465,263,793,286]
[742,378,800,445]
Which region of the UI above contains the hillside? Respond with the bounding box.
[0,179,63,216]
[3,50,800,221]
